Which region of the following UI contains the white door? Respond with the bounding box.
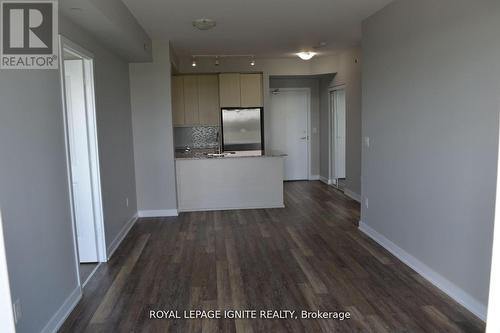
[270,89,309,180]
[64,60,99,263]
[331,89,346,180]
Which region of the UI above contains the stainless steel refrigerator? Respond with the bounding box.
[221,108,263,151]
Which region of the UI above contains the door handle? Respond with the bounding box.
[300,137,307,140]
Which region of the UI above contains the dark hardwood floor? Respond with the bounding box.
[80,263,98,284]
[60,181,485,333]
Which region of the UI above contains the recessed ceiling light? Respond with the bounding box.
[192,18,216,30]
[297,51,316,60]
[250,58,255,66]
[191,58,197,67]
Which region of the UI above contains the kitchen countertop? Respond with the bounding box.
[175,149,286,160]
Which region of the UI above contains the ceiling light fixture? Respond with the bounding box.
[191,58,197,67]
[250,58,255,66]
[192,18,217,31]
[215,56,220,66]
[297,51,317,60]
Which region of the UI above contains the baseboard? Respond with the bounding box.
[319,176,331,185]
[138,209,179,218]
[358,221,487,321]
[344,188,361,203]
[106,213,138,260]
[309,175,320,181]
[40,286,82,333]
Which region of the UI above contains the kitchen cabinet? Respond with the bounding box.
[219,73,263,108]
[172,74,220,126]
[219,73,241,108]
[172,73,262,126]
[172,76,185,126]
[183,75,199,124]
[197,75,220,125]
[240,74,263,107]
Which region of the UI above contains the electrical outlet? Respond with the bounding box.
[364,197,369,209]
[13,299,21,324]
[126,198,129,207]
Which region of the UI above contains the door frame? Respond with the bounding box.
[328,85,346,187]
[58,36,107,286]
[0,209,15,332]
[269,87,312,180]
[487,116,500,332]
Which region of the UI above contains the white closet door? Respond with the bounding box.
[64,60,98,263]
[270,90,309,180]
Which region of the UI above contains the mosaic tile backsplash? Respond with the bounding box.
[174,126,220,149]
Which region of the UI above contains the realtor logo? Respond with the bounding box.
[1,0,58,69]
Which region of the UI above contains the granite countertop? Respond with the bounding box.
[175,148,286,160]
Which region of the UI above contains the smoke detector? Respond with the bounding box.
[192,19,216,30]
[314,42,328,49]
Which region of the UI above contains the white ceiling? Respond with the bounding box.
[121,0,393,58]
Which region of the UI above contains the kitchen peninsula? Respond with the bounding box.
[175,151,286,212]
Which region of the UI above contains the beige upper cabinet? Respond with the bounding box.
[172,76,185,126]
[183,76,199,125]
[172,75,220,127]
[240,74,263,107]
[219,73,263,108]
[219,73,241,108]
[197,75,220,125]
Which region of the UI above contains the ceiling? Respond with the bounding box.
[121,0,393,58]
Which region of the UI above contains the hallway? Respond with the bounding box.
[60,182,484,332]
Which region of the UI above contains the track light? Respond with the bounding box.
[191,54,256,66]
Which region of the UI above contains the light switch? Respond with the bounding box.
[364,136,370,148]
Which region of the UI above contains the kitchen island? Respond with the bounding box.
[175,151,286,212]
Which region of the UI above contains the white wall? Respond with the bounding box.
[362,0,499,319]
[130,43,178,214]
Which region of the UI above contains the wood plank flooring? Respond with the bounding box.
[79,263,98,284]
[60,181,485,332]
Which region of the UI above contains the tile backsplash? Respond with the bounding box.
[174,126,220,149]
